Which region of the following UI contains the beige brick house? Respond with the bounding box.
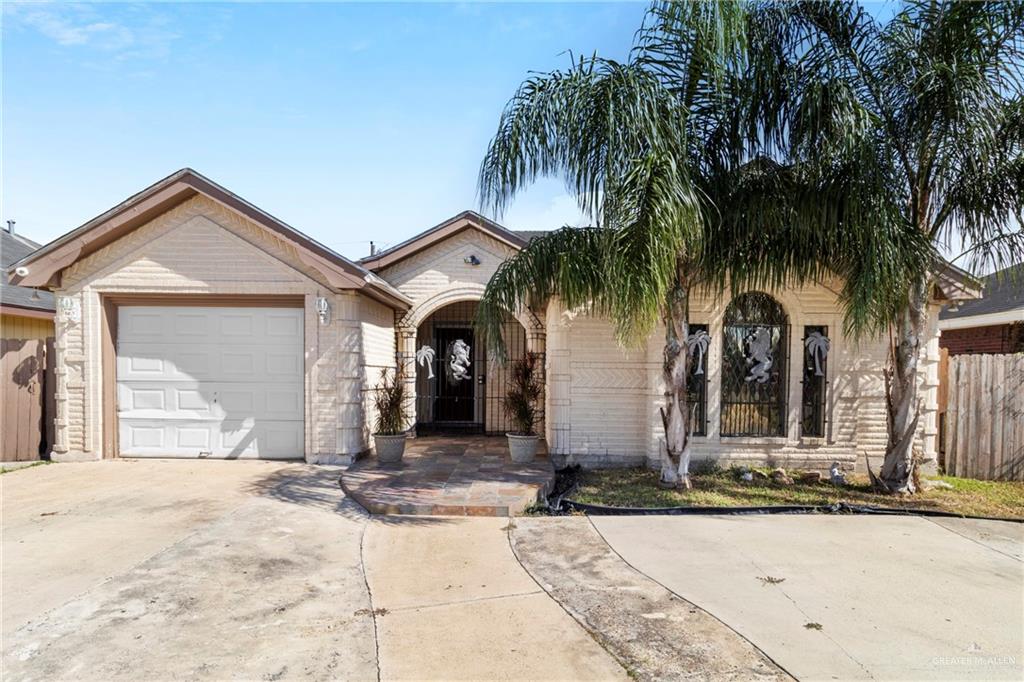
[9,169,979,471]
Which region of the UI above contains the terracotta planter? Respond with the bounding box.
[373,433,407,463]
[506,433,539,464]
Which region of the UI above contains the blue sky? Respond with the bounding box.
[2,2,650,258]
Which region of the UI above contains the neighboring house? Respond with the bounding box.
[939,263,1024,355]
[2,225,56,461]
[8,169,980,472]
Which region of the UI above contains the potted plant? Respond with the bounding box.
[372,367,408,463]
[505,352,542,464]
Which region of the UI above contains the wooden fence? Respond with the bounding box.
[943,353,1024,481]
[1,338,52,461]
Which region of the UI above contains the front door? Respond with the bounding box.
[434,327,475,423]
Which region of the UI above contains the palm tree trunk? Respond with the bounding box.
[879,274,928,493]
[660,276,691,488]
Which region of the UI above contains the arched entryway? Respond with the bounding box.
[410,300,531,434]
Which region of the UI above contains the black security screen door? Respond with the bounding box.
[434,327,476,423]
[413,300,538,435]
[720,292,789,437]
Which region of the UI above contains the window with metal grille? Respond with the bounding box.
[686,324,709,436]
[801,325,829,437]
[720,292,789,437]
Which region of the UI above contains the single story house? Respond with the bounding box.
[8,169,979,471]
[939,263,1023,355]
[2,225,56,461]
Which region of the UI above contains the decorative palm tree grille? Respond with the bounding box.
[411,301,536,435]
[801,325,829,438]
[686,324,709,437]
[720,293,789,437]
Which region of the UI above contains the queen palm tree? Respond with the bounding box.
[743,0,1023,492]
[476,1,930,488]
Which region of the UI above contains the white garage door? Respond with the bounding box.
[117,306,304,459]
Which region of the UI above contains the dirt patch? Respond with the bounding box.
[511,517,791,681]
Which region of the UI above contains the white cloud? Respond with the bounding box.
[4,2,183,61]
[499,192,591,232]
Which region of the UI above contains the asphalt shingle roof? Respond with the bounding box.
[513,230,550,242]
[1,230,55,313]
[940,262,1023,320]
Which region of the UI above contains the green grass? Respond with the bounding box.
[572,467,1024,519]
[0,461,51,475]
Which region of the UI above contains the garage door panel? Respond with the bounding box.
[176,427,211,450]
[220,350,257,375]
[119,381,302,421]
[173,311,213,337]
[264,310,303,338]
[119,419,301,459]
[119,344,299,383]
[120,310,168,339]
[266,350,303,376]
[117,306,304,459]
[220,313,255,337]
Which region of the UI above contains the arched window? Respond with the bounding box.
[720,292,789,437]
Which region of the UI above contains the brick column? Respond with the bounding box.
[397,323,418,435]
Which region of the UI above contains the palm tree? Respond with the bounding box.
[477,2,744,488]
[743,0,1023,493]
[476,1,929,488]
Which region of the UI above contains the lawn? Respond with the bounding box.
[571,467,1024,520]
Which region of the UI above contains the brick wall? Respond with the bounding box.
[545,282,942,472]
[51,195,376,463]
[940,323,1023,355]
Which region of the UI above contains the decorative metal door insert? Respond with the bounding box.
[720,293,790,437]
[686,324,709,436]
[801,325,829,437]
[411,301,538,435]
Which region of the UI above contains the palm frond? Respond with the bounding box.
[478,56,689,223]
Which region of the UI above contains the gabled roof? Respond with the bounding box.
[940,262,1023,322]
[8,169,410,310]
[2,230,55,316]
[933,259,984,303]
[359,210,527,271]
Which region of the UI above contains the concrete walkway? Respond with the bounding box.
[592,514,1024,681]
[362,516,627,680]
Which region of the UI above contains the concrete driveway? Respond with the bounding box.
[6,462,1019,681]
[1,461,628,681]
[590,515,1024,681]
[1,460,377,680]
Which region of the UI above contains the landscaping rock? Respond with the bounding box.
[798,471,822,484]
[770,468,794,485]
[921,479,955,491]
[829,462,847,486]
[750,470,769,483]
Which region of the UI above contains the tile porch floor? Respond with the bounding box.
[340,436,554,516]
